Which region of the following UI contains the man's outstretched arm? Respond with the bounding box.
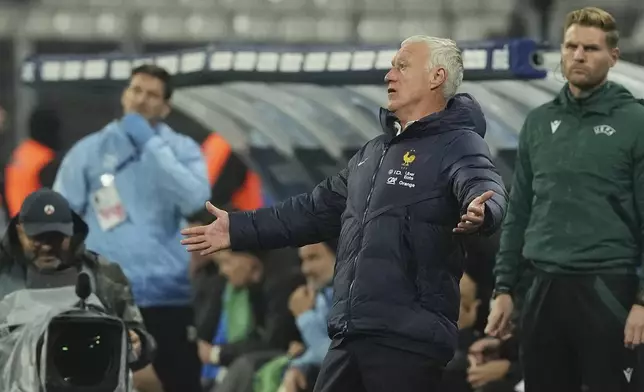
[229,167,349,251]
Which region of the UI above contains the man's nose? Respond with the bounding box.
[573,47,586,61]
[384,69,395,83]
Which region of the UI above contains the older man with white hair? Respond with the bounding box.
[181,35,508,392]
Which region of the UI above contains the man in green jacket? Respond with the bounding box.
[487,7,644,392]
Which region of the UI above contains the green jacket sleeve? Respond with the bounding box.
[632,126,644,301]
[494,118,534,294]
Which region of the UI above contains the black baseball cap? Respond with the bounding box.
[19,189,74,237]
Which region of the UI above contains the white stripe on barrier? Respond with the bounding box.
[84,59,108,80]
[375,50,397,70]
[22,62,35,83]
[62,60,83,81]
[279,53,304,72]
[462,49,489,70]
[24,44,532,82]
[41,61,62,81]
[303,52,327,72]
[256,52,280,72]
[110,60,132,80]
[351,51,376,71]
[132,58,154,68]
[156,55,179,75]
[327,51,352,71]
[181,52,206,73]
[210,51,234,71]
[492,48,510,70]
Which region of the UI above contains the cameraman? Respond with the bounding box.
[0,189,155,378]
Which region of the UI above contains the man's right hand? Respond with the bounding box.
[181,202,231,256]
[485,294,514,338]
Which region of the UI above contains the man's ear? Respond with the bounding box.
[429,67,447,91]
[609,47,620,68]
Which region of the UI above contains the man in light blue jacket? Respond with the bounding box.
[54,64,210,392]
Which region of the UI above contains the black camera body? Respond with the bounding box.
[36,270,132,392]
[38,309,130,392]
[0,269,132,392]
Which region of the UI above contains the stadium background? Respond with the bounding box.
[0,0,642,202]
[0,1,642,390]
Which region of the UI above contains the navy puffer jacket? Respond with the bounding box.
[229,94,508,363]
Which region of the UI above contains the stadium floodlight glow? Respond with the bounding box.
[21,38,547,87]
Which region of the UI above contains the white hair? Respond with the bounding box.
[401,35,464,100]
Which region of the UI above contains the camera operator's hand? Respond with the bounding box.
[129,330,142,358]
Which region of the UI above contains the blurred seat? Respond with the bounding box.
[485,0,514,13]
[447,0,484,13]
[219,0,267,12]
[398,18,447,40]
[398,0,444,13]
[358,17,400,43]
[453,15,509,40]
[262,0,308,11]
[279,16,318,42]
[184,14,229,40]
[317,17,354,42]
[361,0,397,12]
[310,0,355,12]
[140,13,187,41]
[232,15,279,41]
[87,0,127,7]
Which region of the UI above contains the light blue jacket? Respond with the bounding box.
[290,286,333,370]
[53,116,210,307]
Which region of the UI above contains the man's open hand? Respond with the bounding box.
[453,191,495,234]
[181,202,231,256]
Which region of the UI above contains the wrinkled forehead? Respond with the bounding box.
[392,41,429,65]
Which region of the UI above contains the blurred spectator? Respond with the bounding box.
[198,132,264,211]
[198,248,304,392]
[0,189,156,380]
[442,272,523,392]
[4,107,62,218]
[272,241,336,392]
[463,231,500,334]
[440,273,483,392]
[53,64,210,392]
[466,334,521,392]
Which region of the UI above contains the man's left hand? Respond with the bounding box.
[467,359,511,389]
[624,304,644,348]
[453,191,495,234]
[129,330,142,358]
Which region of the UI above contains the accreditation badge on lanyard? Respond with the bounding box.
[91,173,128,231]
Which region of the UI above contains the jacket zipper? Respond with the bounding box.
[344,143,391,334]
